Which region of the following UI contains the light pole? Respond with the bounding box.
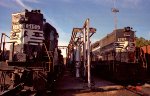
[112,0,119,30]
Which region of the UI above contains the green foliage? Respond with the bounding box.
[136,37,150,47]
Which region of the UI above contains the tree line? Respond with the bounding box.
[136,37,150,47]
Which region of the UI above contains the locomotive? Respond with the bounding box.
[0,9,63,93]
[91,27,146,82]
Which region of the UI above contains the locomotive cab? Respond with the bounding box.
[7,9,59,72]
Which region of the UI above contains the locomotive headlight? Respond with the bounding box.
[124,26,131,32]
[19,17,25,23]
[126,27,130,31]
[127,47,129,50]
[25,17,28,22]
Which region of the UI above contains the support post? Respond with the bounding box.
[75,46,80,77]
[83,28,86,77]
[0,33,3,51]
[86,19,91,88]
[68,19,96,89]
[2,33,6,61]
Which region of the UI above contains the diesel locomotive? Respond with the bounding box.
[91,27,146,82]
[0,9,63,93]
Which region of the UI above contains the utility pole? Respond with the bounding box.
[112,0,119,72]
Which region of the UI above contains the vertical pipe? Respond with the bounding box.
[83,27,86,77]
[146,45,148,69]
[0,33,3,61]
[86,18,91,88]
[2,33,6,61]
[76,45,80,77]
[66,48,68,65]
[0,33,3,51]
[12,42,15,61]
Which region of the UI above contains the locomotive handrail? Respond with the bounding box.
[0,33,14,61]
[26,41,53,71]
[43,43,51,61]
[140,48,147,68]
[42,43,53,72]
[0,33,10,50]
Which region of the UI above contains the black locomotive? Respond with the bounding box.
[0,9,64,93]
[91,27,146,82]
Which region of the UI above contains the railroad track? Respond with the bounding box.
[0,85,49,96]
[0,77,57,96]
[1,75,150,96]
[91,75,150,96]
[125,85,150,96]
[90,84,150,96]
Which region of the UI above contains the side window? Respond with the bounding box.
[50,30,54,41]
[49,30,54,50]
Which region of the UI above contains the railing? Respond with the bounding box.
[42,43,54,72]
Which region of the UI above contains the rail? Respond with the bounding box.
[0,83,24,96]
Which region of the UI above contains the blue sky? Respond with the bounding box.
[0,0,150,52]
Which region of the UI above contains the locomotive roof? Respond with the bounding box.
[97,29,123,42]
[12,9,42,14]
[92,27,134,45]
[100,28,132,41]
[44,22,59,36]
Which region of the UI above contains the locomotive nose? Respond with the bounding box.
[123,41,129,49]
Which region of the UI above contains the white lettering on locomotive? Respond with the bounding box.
[12,24,22,30]
[117,38,127,42]
[25,24,40,30]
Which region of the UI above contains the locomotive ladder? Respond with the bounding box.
[43,43,54,72]
[140,48,147,68]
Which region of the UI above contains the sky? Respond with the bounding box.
[0,0,150,57]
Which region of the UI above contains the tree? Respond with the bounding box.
[136,37,150,47]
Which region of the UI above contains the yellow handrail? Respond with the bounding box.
[42,43,53,71]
